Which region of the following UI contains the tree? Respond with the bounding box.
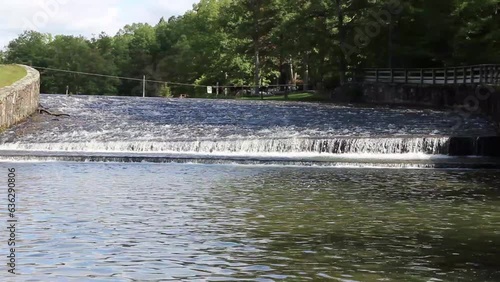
[3,0,498,96]
[5,31,52,67]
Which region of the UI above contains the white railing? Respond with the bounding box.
[363,64,500,85]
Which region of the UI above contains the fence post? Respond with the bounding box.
[487,66,491,84]
[420,69,424,85]
[484,66,488,84]
[405,69,408,84]
[432,69,436,85]
[444,68,447,85]
[494,66,500,85]
[496,66,500,85]
[143,75,146,97]
[463,67,467,84]
[493,65,497,84]
[390,69,394,83]
[376,69,379,83]
[487,66,492,84]
[493,65,496,84]
[482,66,485,83]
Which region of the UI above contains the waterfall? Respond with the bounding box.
[0,137,450,156]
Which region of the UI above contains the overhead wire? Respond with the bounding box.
[31,66,299,89]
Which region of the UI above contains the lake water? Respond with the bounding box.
[1,95,499,281]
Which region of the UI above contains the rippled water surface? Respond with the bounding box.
[1,95,496,144]
[2,95,499,281]
[1,95,496,161]
[10,162,500,281]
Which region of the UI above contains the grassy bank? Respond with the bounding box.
[239,92,330,102]
[0,65,27,88]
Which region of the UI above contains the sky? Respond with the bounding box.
[0,0,198,50]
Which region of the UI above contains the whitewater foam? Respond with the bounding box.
[0,137,450,157]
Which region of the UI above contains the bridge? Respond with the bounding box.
[362,64,500,85]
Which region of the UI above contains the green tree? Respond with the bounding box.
[3,0,499,96]
[5,31,52,67]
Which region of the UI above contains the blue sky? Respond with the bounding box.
[0,0,198,50]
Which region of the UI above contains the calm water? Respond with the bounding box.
[6,162,500,281]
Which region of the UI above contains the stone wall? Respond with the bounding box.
[0,65,40,130]
[333,82,500,131]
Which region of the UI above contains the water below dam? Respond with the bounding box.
[0,94,499,281]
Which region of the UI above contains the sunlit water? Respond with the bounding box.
[0,95,496,161]
[1,95,499,281]
[7,94,497,141]
[8,162,500,281]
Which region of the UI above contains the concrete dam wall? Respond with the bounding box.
[0,65,40,130]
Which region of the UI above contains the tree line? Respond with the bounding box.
[1,0,498,97]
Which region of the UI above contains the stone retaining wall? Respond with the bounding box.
[0,65,40,130]
[333,83,500,131]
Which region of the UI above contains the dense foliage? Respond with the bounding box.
[1,0,499,96]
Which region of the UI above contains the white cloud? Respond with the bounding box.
[0,0,198,50]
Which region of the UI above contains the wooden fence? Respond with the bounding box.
[363,64,500,85]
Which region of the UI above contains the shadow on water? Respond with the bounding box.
[262,230,500,281]
[207,167,500,281]
[8,162,500,281]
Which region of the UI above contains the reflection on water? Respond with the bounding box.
[13,162,500,281]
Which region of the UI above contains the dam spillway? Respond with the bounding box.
[0,94,498,167]
[2,94,500,281]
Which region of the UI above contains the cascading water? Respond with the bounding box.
[0,94,497,167]
[0,137,450,155]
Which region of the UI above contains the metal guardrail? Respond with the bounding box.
[363,64,500,85]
